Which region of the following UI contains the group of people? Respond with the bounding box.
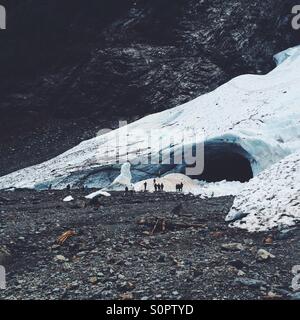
[143,179,164,192]
[49,180,184,194]
[143,179,184,192]
[176,182,184,192]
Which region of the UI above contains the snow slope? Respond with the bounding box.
[0,46,299,189]
[226,152,300,232]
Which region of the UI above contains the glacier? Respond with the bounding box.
[0,46,299,193]
[226,152,300,232]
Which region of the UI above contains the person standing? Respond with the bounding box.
[144,181,147,191]
[180,182,184,192]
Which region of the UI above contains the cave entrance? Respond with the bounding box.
[195,141,253,183]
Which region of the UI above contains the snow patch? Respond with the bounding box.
[196,180,245,198]
[85,190,111,199]
[63,196,74,202]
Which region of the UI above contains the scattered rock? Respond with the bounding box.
[243,239,254,246]
[210,231,224,239]
[221,243,245,252]
[228,259,248,269]
[68,281,79,289]
[277,229,295,240]
[89,277,98,285]
[263,235,273,245]
[264,291,282,300]
[0,196,10,204]
[234,277,267,288]
[237,270,246,277]
[291,292,300,300]
[157,253,168,262]
[256,249,275,262]
[54,255,69,263]
[120,292,134,300]
[0,246,12,266]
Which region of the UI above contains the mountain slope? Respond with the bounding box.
[0,0,299,176]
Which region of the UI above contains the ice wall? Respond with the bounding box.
[226,152,300,232]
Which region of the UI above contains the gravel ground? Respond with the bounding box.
[0,190,299,300]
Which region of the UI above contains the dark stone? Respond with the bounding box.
[233,277,267,288]
[228,259,248,270]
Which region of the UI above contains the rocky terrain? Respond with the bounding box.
[0,190,299,300]
[1,0,300,176]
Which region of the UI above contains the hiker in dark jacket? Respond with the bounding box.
[154,183,158,192]
[180,182,184,192]
[144,181,147,191]
[161,183,164,191]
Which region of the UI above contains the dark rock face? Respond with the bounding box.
[0,0,299,175]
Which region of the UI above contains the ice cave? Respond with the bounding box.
[196,141,254,183]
